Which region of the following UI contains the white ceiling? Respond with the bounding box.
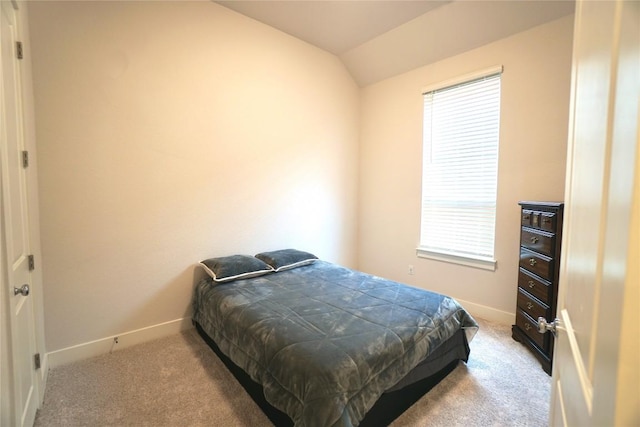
[215,1,450,55]
[215,1,575,86]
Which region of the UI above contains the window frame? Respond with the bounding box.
[417,66,503,271]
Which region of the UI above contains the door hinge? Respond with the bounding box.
[28,254,35,271]
[16,41,23,60]
[22,151,29,168]
[34,353,41,370]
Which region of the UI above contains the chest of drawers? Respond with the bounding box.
[511,201,563,374]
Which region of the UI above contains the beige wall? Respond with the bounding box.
[28,1,360,352]
[358,15,574,318]
[28,2,575,355]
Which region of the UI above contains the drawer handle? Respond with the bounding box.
[524,322,531,331]
[530,236,539,244]
[526,302,534,310]
[543,218,551,224]
[528,280,535,289]
[529,258,537,266]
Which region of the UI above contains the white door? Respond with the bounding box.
[550,0,639,425]
[0,1,38,425]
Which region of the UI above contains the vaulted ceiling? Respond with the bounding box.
[216,1,449,55]
[215,1,575,86]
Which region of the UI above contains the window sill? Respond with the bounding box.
[416,247,497,271]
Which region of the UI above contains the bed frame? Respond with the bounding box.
[195,321,469,426]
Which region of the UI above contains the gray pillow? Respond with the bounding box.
[199,255,274,283]
[255,249,318,272]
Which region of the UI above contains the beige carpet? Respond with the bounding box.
[35,318,550,426]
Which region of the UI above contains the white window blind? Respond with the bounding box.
[419,70,501,270]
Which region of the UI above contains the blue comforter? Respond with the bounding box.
[192,261,478,427]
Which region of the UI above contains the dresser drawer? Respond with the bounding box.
[522,210,532,227]
[530,211,557,232]
[521,227,555,256]
[516,309,547,350]
[540,213,557,232]
[519,248,553,281]
[517,288,549,320]
[518,268,550,302]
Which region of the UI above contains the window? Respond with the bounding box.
[418,67,502,271]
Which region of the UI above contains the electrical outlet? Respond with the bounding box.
[408,265,414,275]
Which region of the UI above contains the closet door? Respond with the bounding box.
[1,1,38,425]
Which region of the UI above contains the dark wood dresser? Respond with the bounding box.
[511,201,564,375]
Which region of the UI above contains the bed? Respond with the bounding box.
[192,249,478,427]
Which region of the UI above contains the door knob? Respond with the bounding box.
[537,317,558,336]
[14,284,29,297]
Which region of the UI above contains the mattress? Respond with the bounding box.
[192,260,478,427]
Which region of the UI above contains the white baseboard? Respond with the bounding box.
[456,298,514,325]
[46,306,512,368]
[47,317,193,369]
